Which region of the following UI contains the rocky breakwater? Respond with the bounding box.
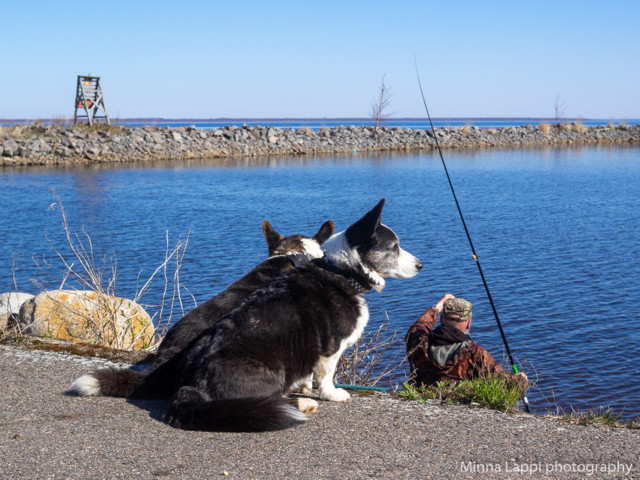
[1,122,639,167]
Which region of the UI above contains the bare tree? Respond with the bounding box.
[370,74,394,131]
[554,94,567,126]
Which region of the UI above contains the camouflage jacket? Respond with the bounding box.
[405,306,526,390]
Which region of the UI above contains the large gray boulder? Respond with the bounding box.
[1,139,19,157]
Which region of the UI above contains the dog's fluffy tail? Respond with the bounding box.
[69,368,146,398]
[166,386,309,432]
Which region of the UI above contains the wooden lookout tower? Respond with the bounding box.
[73,75,110,126]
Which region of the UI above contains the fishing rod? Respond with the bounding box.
[414,59,531,413]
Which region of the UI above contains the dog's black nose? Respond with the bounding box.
[417,261,423,271]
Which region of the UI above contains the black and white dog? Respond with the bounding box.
[71,199,421,432]
[70,219,333,400]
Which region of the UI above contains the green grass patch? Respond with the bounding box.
[559,407,639,429]
[397,375,525,413]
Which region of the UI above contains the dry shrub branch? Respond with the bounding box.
[335,312,409,389]
[27,193,192,350]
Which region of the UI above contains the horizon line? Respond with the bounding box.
[2,116,638,122]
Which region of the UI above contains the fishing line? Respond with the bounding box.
[414,58,531,413]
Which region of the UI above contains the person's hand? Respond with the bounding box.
[516,372,528,384]
[434,293,455,312]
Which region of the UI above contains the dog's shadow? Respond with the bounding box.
[123,361,172,423]
[127,398,171,423]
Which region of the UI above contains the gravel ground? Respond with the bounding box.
[1,344,638,480]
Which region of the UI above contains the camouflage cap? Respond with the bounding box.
[442,298,472,322]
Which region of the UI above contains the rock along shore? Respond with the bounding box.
[1,122,639,167]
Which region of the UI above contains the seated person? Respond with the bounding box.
[405,294,527,391]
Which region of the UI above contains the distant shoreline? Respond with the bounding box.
[2,121,639,167]
[2,116,639,123]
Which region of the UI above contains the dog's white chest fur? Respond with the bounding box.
[342,295,369,349]
[312,295,369,402]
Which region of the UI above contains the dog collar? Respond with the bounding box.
[312,258,372,294]
[346,276,370,294]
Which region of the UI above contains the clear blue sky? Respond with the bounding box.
[2,1,639,119]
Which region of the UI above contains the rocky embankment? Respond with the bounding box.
[1,122,639,167]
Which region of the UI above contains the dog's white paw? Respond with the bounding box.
[295,397,319,414]
[319,387,351,402]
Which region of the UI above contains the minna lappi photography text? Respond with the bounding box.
[460,461,633,476]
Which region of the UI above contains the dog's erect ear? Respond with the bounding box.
[262,220,284,253]
[313,220,334,244]
[345,199,385,247]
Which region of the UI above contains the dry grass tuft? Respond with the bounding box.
[538,122,551,134]
[571,120,587,133]
[73,121,124,136]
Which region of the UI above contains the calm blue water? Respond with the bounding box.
[1,146,639,419]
